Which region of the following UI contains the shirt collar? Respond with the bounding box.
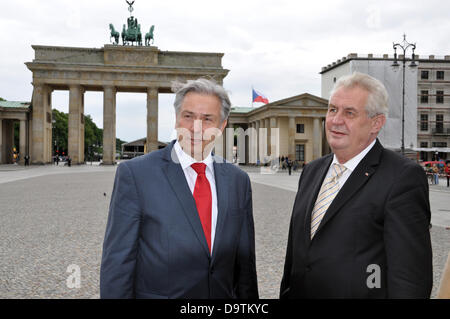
[332,139,376,172]
[174,140,214,173]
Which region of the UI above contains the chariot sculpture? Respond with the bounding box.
[108,1,155,46]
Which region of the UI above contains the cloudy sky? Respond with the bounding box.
[1,0,450,143]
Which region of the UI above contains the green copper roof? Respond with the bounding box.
[230,106,257,114]
[0,101,31,108]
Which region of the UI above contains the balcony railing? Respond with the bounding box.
[431,127,450,135]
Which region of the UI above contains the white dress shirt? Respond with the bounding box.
[173,140,218,253]
[326,139,377,189]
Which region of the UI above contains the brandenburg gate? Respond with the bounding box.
[25,44,229,164]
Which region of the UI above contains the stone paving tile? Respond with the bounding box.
[0,166,448,298]
[0,171,113,298]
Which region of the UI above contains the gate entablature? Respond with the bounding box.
[26,44,229,164]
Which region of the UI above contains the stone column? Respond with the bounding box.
[259,119,268,164]
[3,120,14,164]
[288,116,296,160]
[80,91,85,163]
[31,84,45,164]
[252,122,258,164]
[270,117,277,158]
[103,86,116,165]
[213,125,224,159]
[0,119,3,164]
[68,85,84,164]
[245,123,252,164]
[19,120,27,165]
[313,117,322,160]
[146,88,158,153]
[225,122,234,162]
[215,122,227,161]
[264,118,270,157]
[255,120,260,164]
[45,88,53,163]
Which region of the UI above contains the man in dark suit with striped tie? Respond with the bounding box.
[280,72,433,298]
[100,79,258,299]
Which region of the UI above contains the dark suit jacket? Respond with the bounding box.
[280,140,433,298]
[100,140,258,299]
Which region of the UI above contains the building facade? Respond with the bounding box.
[321,53,450,161]
[0,101,30,164]
[227,93,329,165]
[25,44,229,165]
[122,138,167,159]
[416,58,450,161]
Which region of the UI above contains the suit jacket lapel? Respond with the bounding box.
[162,141,211,257]
[211,157,229,262]
[314,140,383,237]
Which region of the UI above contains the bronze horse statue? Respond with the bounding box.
[145,25,155,46]
[109,24,120,45]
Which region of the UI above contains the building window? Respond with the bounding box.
[420,90,428,104]
[420,114,428,131]
[436,114,444,133]
[421,70,429,79]
[436,90,444,104]
[296,124,304,133]
[432,142,447,147]
[437,71,445,80]
[420,142,428,148]
[295,144,305,161]
[333,77,337,83]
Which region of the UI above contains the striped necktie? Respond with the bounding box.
[310,163,347,239]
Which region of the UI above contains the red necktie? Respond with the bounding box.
[191,163,212,253]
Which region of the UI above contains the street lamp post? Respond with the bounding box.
[392,34,417,155]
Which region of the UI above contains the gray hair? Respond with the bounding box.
[171,78,231,122]
[329,72,389,118]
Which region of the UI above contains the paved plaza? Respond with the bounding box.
[0,162,449,298]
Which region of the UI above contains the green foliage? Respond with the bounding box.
[84,114,103,157]
[52,109,69,154]
[0,97,5,101]
[52,109,127,160]
[116,137,126,152]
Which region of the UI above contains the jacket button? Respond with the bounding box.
[306,265,312,272]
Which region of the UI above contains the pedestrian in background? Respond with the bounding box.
[445,165,450,187]
[433,165,439,185]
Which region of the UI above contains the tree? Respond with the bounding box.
[52,109,69,155]
[84,114,103,159]
[52,109,128,161]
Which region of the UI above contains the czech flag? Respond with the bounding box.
[252,88,269,104]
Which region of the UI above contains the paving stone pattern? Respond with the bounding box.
[0,169,448,298]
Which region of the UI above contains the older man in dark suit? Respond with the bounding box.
[100,78,258,299]
[280,72,432,298]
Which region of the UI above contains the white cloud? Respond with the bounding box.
[2,0,450,142]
